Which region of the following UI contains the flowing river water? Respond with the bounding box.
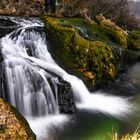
[0,16,140,140]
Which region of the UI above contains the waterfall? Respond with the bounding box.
[0,16,132,117]
[1,17,59,117]
[0,17,133,139]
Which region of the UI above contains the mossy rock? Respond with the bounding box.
[0,98,35,140]
[127,30,140,50]
[43,15,140,89]
[44,16,119,87]
[95,15,128,48]
[58,16,128,48]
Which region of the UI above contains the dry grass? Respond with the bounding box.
[112,132,140,140]
[112,124,140,140]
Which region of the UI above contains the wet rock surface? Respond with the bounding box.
[58,78,76,114]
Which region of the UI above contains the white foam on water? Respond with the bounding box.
[28,115,69,140]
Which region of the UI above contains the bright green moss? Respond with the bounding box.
[43,15,140,88]
[44,16,119,87]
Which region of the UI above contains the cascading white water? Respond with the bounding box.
[0,17,133,139]
[1,18,59,116]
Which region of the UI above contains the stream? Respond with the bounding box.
[0,16,140,140]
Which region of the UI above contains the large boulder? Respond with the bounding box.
[0,98,35,140]
[43,15,140,89]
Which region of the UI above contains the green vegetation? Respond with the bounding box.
[0,1,140,139]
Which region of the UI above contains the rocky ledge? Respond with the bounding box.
[43,15,140,90]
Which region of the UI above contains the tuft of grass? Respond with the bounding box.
[112,124,140,140]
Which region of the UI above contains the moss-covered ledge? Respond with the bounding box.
[43,16,119,88]
[0,98,35,140]
[95,15,128,48]
[43,15,140,89]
